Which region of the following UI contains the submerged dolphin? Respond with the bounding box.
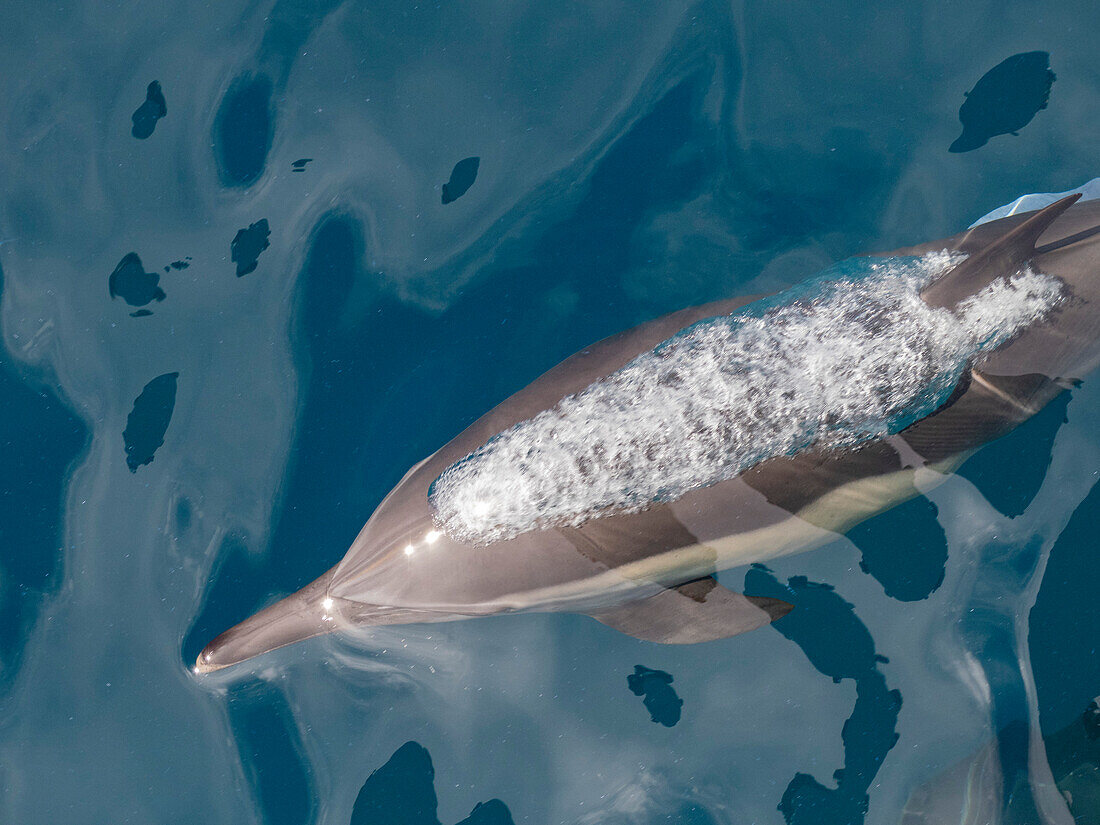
[196,194,1100,673]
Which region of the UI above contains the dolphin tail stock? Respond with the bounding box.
[921,192,1083,311]
[587,576,793,644]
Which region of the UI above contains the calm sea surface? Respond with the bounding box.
[1,2,1099,823]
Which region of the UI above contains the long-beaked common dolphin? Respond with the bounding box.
[196,193,1100,674]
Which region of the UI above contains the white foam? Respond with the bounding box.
[430,252,1064,545]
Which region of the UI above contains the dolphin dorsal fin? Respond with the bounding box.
[921,192,1082,311]
[587,577,792,644]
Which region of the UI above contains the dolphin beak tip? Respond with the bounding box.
[192,648,226,675]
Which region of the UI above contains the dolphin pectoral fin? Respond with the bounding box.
[899,371,1068,465]
[587,577,792,644]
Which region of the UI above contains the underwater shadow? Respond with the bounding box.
[949,52,1055,153]
[351,741,514,825]
[745,565,902,825]
[627,665,683,727]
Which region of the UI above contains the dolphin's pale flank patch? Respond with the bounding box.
[430,252,1063,545]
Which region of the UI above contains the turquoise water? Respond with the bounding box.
[2,3,1100,823]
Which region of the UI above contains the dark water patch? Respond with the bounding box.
[182,534,265,666]
[745,566,901,824]
[1085,699,1100,740]
[956,391,1069,518]
[214,74,274,187]
[728,125,889,255]
[130,309,153,318]
[949,51,1055,153]
[292,158,312,172]
[108,252,166,307]
[1045,703,1100,787]
[441,157,480,204]
[744,570,875,682]
[231,219,271,276]
[164,258,191,272]
[454,800,514,825]
[1031,479,1100,734]
[1059,766,1100,824]
[227,677,314,825]
[351,741,515,825]
[174,496,192,536]
[992,722,1042,822]
[257,0,344,84]
[351,742,437,825]
[130,80,167,140]
[627,665,683,727]
[123,372,178,472]
[1042,700,1100,824]
[850,496,947,601]
[0,284,88,683]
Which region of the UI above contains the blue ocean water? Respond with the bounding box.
[2,2,1100,824]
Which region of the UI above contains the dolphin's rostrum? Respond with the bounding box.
[197,194,1100,674]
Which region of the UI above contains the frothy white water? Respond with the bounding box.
[430,252,1064,545]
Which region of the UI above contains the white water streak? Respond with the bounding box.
[431,253,1063,544]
